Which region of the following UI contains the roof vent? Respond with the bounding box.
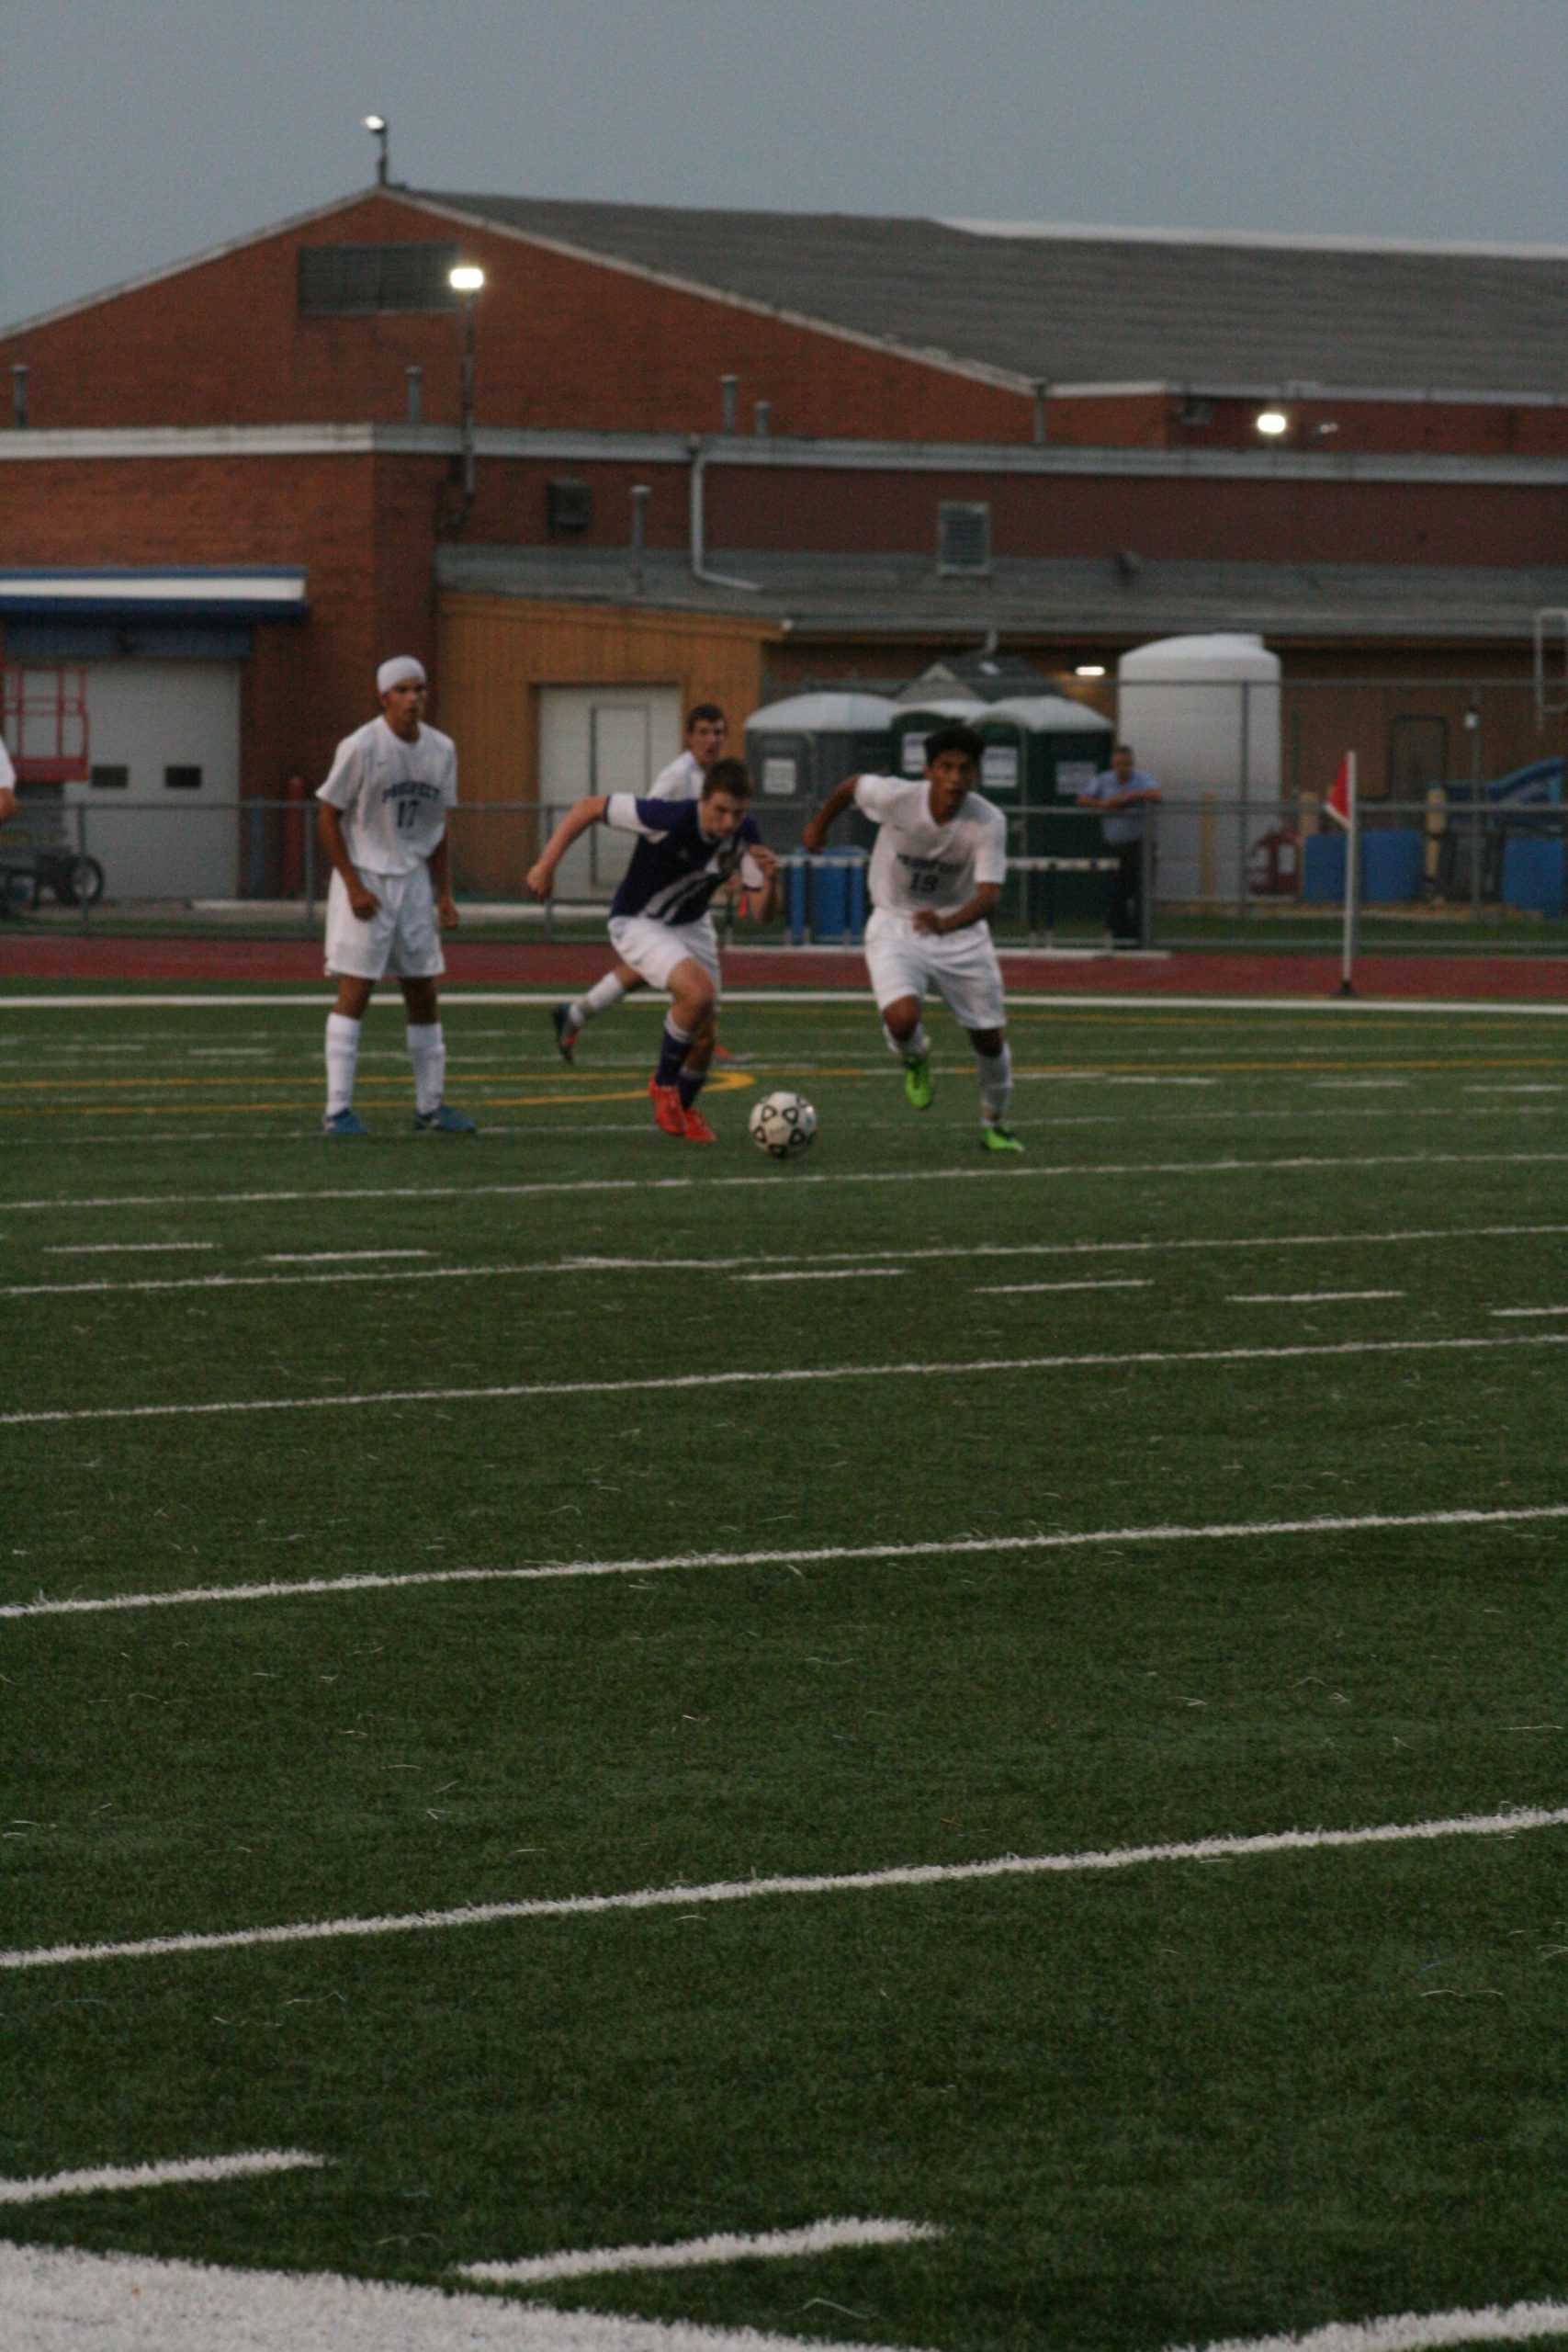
[939,502,991,576]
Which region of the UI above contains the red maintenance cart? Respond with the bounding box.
[1,667,102,910]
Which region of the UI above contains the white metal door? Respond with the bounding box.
[537,685,682,902]
[63,662,242,900]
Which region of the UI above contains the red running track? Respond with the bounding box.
[2,931,1566,1001]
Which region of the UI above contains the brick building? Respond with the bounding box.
[2,186,1566,894]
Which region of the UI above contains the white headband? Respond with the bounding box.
[377,656,426,696]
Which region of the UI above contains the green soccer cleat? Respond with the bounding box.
[903,1052,933,1111]
[980,1123,1024,1154]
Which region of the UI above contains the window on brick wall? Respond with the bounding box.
[298,243,460,315]
[164,766,203,792]
[938,502,992,575]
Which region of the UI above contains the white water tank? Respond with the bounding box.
[1116,633,1281,901]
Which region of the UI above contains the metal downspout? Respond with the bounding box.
[687,435,761,593]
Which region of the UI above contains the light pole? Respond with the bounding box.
[449,265,485,503]
[362,114,389,186]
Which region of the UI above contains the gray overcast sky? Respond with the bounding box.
[3,0,1566,325]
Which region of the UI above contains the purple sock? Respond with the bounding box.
[655,1019,693,1087]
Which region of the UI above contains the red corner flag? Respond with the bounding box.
[1325,755,1353,829]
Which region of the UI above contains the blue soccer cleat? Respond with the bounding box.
[412,1102,477,1135]
[322,1107,368,1137]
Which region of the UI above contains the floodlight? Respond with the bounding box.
[1255,408,1289,437]
[1074,664,1106,679]
[449,266,486,295]
[362,113,389,185]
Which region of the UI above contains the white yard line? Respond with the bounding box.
[0,1263,521,1299]
[6,1500,1566,1623]
[1229,1291,1404,1305]
[0,2151,326,2206]
[4,1806,1562,1975]
[7,1330,1568,1430]
[732,1268,905,1283]
[0,2241,930,2352]
[558,1224,1568,1272]
[459,2216,940,2286]
[1492,1306,1568,1317]
[42,1241,216,1257]
[8,1150,1568,1216]
[976,1278,1152,1294]
[264,1250,433,1263]
[1165,2293,1568,2352]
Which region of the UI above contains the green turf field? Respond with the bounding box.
[3,988,1568,2352]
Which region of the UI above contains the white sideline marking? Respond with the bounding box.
[459,2216,941,2285]
[1491,1306,1568,1318]
[0,2150,326,2205]
[1165,2292,1568,2352]
[8,1148,1568,1216]
[0,2241,930,2352]
[732,1268,905,1283]
[976,1277,1151,1294]
[9,987,1568,1013]
[7,1500,1566,1623]
[1230,1290,1404,1305]
[42,1240,216,1256]
[3,1806,1562,1976]
[8,1330,1568,1430]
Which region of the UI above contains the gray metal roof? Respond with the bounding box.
[436,542,1568,645]
[417,193,1568,397]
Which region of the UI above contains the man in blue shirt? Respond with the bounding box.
[1077,743,1161,946]
[527,759,778,1142]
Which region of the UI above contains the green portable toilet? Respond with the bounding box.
[744,691,896,941]
[978,695,1115,933]
[888,699,988,782]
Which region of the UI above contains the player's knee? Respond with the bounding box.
[969,1026,1006,1057]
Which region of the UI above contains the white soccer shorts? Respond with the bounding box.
[863,906,1006,1032]
[607,911,722,994]
[323,865,445,981]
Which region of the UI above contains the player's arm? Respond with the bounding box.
[525,794,609,899]
[0,787,16,827]
[316,798,379,919]
[427,831,458,929]
[911,881,1001,937]
[735,841,781,923]
[801,776,861,854]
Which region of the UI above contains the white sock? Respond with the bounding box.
[325,1012,361,1115]
[573,973,628,1024]
[976,1044,1012,1125]
[884,1020,930,1063]
[407,1021,446,1115]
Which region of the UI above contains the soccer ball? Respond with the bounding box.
[749,1090,818,1159]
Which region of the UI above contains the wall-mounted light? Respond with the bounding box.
[449,266,487,504]
[1074,664,1107,679]
[362,114,389,186]
[1255,408,1290,438]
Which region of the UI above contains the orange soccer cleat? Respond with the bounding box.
[650,1082,685,1136]
[680,1104,717,1143]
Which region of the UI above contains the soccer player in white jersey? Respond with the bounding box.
[314,656,475,1137]
[528,758,776,1143]
[548,703,733,1062]
[803,722,1022,1153]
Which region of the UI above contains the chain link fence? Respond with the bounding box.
[6,668,1567,952]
